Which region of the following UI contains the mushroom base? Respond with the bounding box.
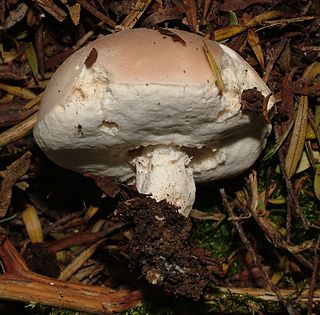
[132,145,196,216]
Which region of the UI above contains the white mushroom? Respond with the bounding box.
[33,28,274,216]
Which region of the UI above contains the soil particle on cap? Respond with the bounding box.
[240,87,265,115]
[115,197,210,300]
[147,26,186,46]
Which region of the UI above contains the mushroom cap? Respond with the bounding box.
[34,28,273,183]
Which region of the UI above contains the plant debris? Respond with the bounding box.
[0,0,319,313]
[0,151,32,217]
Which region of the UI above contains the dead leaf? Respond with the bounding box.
[0,151,32,217]
[214,11,282,42]
[261,16,315,29]
[67,3,81,26]
[245,10,282,28]
[143,7,183,26]
[183,0,198,33]
[278,41,291,73]
[214,25,247,41]
[2,2,28,29]
[0,83,36,100]
[203,40,224,95]
[247,29,265,70]
[85,174,120,198]
[280,71,294,131]
[0,93,14,104]
[189,209,225,221]
[118,0,152,29]
[285,96,309,178]
[23,91,44,109]
[36,0,67,22]
[287,239,315,254]
[58,238,106,281]
[314,164,320,200]
[22,204,44,243]
[263,40,287,83]
[220,0,276,11]
[25,42,39,78]
[75,0,116,27]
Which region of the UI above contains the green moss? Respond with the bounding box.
[124,298,209,315]
[192,220,233,259]
[25,303,80,315]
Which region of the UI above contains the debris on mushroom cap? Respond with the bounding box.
[33,28,274,216]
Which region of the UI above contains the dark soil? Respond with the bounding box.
[240,87,265,115]
[115,197,210,300]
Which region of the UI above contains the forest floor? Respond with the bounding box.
[0,0,319,314]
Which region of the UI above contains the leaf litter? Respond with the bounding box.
[0,0,319,314]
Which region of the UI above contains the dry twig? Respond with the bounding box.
[0,232,141,314]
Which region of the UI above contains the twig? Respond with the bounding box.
[246,171,313,270]
[58,238,107,281]
[117,0,153,29]
[205,287,320,306]
[0,234,141,314]
[220,188,296,314]
[75,0,116,28]
[307,237,320,315]
[0,112,38,149]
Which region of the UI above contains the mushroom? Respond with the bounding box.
[33,28,274,216]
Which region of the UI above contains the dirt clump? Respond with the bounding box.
[115,197,210,300]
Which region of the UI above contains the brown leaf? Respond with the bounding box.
[75,0,116,28]
[263,40,287,83]
[118,0,152,29]
[0,83,36,100]
[314,164,320,200]
[36,0,67,22]
[220,0,276,11]
[143,6,183,26]
[183,0,198,33]
[2,2,28,29]
[189,209,225,221]
[67,3,81,26]
[213,25,247,41]
[245,10,282,27]
[0,64,28,81]
[278,41,291,73]
[85,174,120,198]
[0,151,32,217]
[247,29,265,70]
[285,96,309,178]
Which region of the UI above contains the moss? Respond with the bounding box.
[124,298,209,315]
[25,303,80,315]
[192,220,234,259]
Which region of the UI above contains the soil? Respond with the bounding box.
[114,197,210,300]
[240,87,265,115]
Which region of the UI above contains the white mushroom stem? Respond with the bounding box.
[132,145,196,216]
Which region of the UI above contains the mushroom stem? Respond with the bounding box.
[132,145,196,216]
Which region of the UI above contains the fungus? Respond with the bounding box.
[34,28,274,216]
